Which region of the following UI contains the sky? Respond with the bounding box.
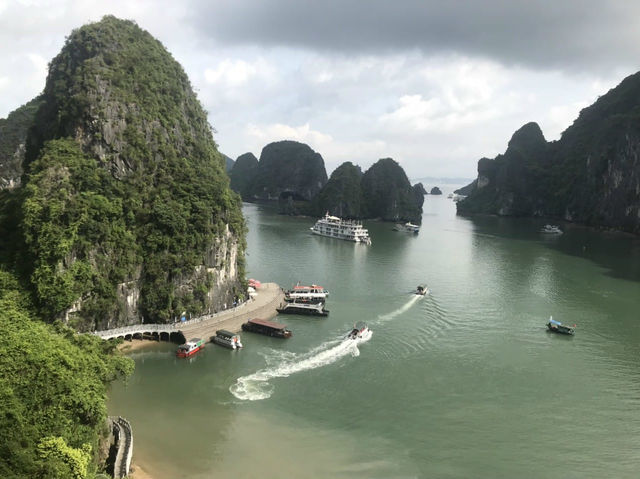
[1,0,639,180]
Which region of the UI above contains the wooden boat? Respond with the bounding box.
[176,338,205,357]
[547,317,575,335]
[242,318,292,338]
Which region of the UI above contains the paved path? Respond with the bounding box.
[180,282,284,341]
[93,283,284,342]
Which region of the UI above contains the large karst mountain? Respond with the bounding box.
[458,72,640,235]
[5,16,245,330]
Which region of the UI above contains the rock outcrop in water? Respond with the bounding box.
[10,16,245,329]
[248,140,328,201]
[0,97,42,189]
[229,152,259,200]
[361,158,423,223]
[310,161,363,217]
[430,186,442,195]
[458,72,640,235]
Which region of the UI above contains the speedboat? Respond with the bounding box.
[415,284,429,295]
[540,224,563,234]
[347,321,370,340]
[547,316,575,335]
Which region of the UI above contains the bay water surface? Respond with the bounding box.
[109,193,640,478]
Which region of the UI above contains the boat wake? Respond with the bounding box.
[230,334,372,401]
[377,294,423,322]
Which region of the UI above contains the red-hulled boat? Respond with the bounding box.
[176,338,205,357]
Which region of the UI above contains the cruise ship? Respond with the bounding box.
[310,213,371,244]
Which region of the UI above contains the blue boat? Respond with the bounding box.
[547,316,575,335]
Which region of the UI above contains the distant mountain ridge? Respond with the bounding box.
[229,144,425,223]
[457,71,640,235]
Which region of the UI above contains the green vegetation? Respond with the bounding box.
[16,16,245,326]
[361,158,422,223]
[311,161,363,218]
[0,269,133,479]
[229,152,259,200]
[0,96,43,188]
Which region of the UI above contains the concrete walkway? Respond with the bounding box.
[180,282,284,341]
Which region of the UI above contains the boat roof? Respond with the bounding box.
[249,318,287,330]
[216,329,235,338]
[292,284,324,290]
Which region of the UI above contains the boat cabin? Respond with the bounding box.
[242,318,292,338]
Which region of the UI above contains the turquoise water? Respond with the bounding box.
[109,195,640,478]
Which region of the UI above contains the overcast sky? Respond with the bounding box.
[1,0,639,180]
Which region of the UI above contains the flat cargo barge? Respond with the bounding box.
[242,318,292,338]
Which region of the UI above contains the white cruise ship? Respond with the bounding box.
[310,213,372,244]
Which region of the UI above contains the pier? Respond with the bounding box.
[94,282,284,342]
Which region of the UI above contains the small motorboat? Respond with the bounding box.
[547,316,575,335]
[415,284,429,296]
[540,224,563,234]
[347,321,370,340]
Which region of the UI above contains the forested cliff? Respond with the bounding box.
[457,72,640,235]
[5,16,246,330]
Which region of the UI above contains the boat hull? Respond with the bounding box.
[276,305,329,316]
[547,323,575,335]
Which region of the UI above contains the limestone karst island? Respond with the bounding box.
[1,7,640,479]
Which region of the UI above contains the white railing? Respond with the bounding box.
[93,298,253,339]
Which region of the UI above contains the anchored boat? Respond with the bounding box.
[285,283,329,302]
[547,317,575,335]
[212,330,243,349]
[310,213,371,245]
[394,222,420,233]
[277,300,329,316]
[242,318,292,338]
[540,224,563,234]
[176,338,205,358]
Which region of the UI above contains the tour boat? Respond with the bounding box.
[540,224,563,234]
[176,338,205,357]
[285,283,329,301]
[547,317,575,335]
[310,213,371,245]
[277,300,329,316]
[393,222,420,233]
[242,318,292,338]
[212,330,243,350]
[347,321,371,340]
[415,284,429,295]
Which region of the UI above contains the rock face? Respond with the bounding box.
[457,73,640,235]
[311,161,363,217]
[0,97,42,189]
[413,182,427,195]
[16,16,245,330]
[249,140,328,202]
[229,152,259,200]
[361,158,423,223]
[223,153,234,172]
[430,186,442,195]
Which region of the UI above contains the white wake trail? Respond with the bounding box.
[377,294,423,322]
[230,334,372,401]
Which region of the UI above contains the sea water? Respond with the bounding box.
[109,193,640,478]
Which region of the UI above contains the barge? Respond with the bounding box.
[242,318,292,338]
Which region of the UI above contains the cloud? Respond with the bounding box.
[190,0,640,73]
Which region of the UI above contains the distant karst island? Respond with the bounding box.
[228,140,425,224]
[456,71,640,235]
